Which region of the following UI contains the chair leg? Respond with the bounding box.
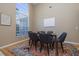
[29,39,31,46]
[30,40,33,48]
[52,42,54,50]
[35,41,37,51]
[40,43,43,52]
[60,42,64,52]
[55,41,58,56]
[32,41,35,46]
[29,40,30,46]
[49,43,51,49]
[47,43,49,55]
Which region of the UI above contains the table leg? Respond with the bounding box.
[55,41,58,56]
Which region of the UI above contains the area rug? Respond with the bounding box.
[9,43,79,56]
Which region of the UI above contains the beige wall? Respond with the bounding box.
[29,4,35,31]
[33,3,79,43]
[0,3,79,46]
[0,3,33,47]
[0,3,18,47]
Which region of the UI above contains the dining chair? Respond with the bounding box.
[57,32,67,52]
[28,31,33,46]
[37,31,46,34]
[47,31,53,35]
[39,33,53,55]
[31,32,40,50]
[28,31,40,50]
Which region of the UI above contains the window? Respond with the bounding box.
[16,3,29,37]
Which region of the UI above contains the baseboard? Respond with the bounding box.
[64,41,79,45]
[0,39,28,49]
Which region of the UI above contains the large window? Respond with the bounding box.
[16,3,29,37]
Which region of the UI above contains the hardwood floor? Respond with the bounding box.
[0,51,5,56]
[0,40,29,56]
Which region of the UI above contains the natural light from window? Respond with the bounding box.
[16,3,29,37]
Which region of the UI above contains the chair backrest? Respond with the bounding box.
[37,31,45,34]
[47,31,53,35]
[32,32,39,41]
[28,31,39,41]
[28,31,33,40]
[58,32,67,42]
[39,33,52,43]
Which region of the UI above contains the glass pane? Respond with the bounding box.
[16,3,29,36]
